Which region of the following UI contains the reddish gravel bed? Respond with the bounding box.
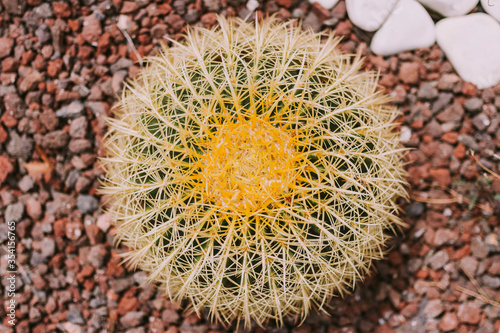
[0,1,499,333]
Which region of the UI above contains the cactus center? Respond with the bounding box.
[201,119,296,213]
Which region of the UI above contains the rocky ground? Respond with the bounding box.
[1,0,500,332]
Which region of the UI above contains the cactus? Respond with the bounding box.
[100,16,407,328]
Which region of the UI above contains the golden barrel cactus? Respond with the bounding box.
[101,17,407,328]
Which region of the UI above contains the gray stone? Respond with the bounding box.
[111,277,135,293]
[5,202,24,222]
[458,134,478,151]
[417,81,438,100]
[432,93,453,113]
[405,202,424,217]
[471,237,489,258]
[460,256,478,275]
[18,175,34,192]
[34,3,53,18]
[7,131,34,160]
[119,311,145,328]
[67,307,86,325]
[109,58,133,74]
[429,250,449,270]
[463,98,483,112]
[30,251,47,267]
[56,101,85,119]
[35,24,51,43]
[77,195,99,213]
[39,130,70,149]
[69,117,88,139]
[482,275,500,289]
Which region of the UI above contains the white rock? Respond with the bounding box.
[400,126,412,143]
[246,0,259,12]
[436,13,500,89]
[371,0,435,56]
[310,0,339,10]
[346,0,399,32]
[418,0,478,17]
[481,0,500,22]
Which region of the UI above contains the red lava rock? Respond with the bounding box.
[462,81,477,96]
[200,12,217,27]
[1,112,17,127]
[399,62,420,84]
[452,143,466,159]
[2,57,18,72]
[439,312,459,331]
[82,14,102,45]
[0,156,14,184]
[457,303,481,324]
[440,131,458,144]
[428,168,451,187]
[47,59,63,78]
[311,2,330,19]
[52,2,72,18]
[335,20,353,37]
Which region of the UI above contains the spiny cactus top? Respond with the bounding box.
[101,16,407,328]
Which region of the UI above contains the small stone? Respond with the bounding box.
[77,195,99,214]
[417,81,439,100]
[0,37,14,58]
[458,134,478,151]
[345,0,398,32]
[151,24,168,39]
[204,0,221,11]
[69,117,88,139]
[429,250,449,270]
[5,202,24,222]
[26,197,42,220]
[40,130,70,149]
[19,69,43,93]
[302,11,322,33]
[0,155,14,184]
[41,237,56,258]
[2,0,27,15]
[18,175,34,192]
[56,101,85,119]
[457,303,481,324]
[471,237,489,258]
[436,13,500,89]
[62,322,85,333]
[34,3,53,18]
[309,0,338,10]
[110,58,133,74]
[399,126,412,143]
[120,1,139,13]
[429,168,451,187]
[463,98,483,112]
[111,276,135,293]
[399,62,420,84]
[471,113,490,131]
[82,14,102,45]
[88,244,107,268]
[67,308,85,325]
[162,309,180,324]
[120,311,145,328]
[418,0,479,17]
[433,228,457,246]
[405,201,424,217]
[460,256,478,274]
[97,213,112,232]
[112,70,128,95]
[437,103,464,123]
[439,312,459,332]
[423,299,444,319]
[482,275,500,289]
[371,0,435,56]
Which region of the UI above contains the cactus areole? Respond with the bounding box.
[101,17,407,328]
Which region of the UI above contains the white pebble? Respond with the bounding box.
[400,126,412,143]
[418,0,478,17]
[436,13,500,89]
[346,0,399,32]
[481,0,500,22]
[246,0,259,11]
[371,0,435,56]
